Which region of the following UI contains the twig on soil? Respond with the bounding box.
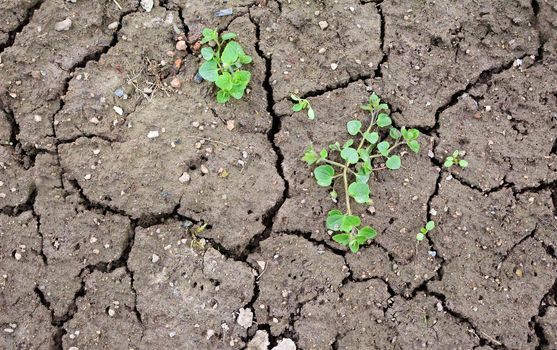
[112,0,123,10]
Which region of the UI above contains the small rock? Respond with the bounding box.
[194,72,204,84]
[140,0,154,12]
[152,254,160,263]
[247,330,270,350]
[179,172,191,183]
[108,21,119,30]
[367,206,376,214]
[170,77,181,88]
[176,40,187,51]
[330,63,338,70]
[436,302,443,312]
[84,174,91,180]
[515,268,523,278]
[113,106,123,115]
[34,115,42,122]
[226,120,235,131]
[237,308,253,328]
[318,21,329,30]
[272,338,297,350]
[114,88,125,98]
[215,8,233,17]
[108,308,115,317]
[200,165,209,174]
[147,130,159,139]
[54,18,72,32]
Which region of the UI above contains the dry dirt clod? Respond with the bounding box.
[176,40,187,51]
[170,77,181,88]
[54,18,72,32]
[237,308,254,328]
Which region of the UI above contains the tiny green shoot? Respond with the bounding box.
[291,94,315,120]
[416,220,435,241]
[444,150,468,168]
[302,92,422,252]
[198,28,253,104]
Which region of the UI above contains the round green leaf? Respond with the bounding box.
[332,234,350,246]
[386,155,401,170]
[363,131,379,144]
[340,147,359,164]
[216,72,233,91]
[347,120,362,135]
[408,140,420,153]
[459,159,468,168]
[216,90,230,104]
[292,103,303,112]
[314,165,335,187]
[348,182,370,204]
[389,127,401,139]
[198,60,219,82]
[358,226,377,240]
[444,158,454,168]
[348,239,360,253]
[416,233,425,241]
[377,113,392,127]
[221,41,241,66]
[201,47,214,61]
[341,215,361,233]
[425,221,435,231]
[377,141,390,157]
[221,32,237,41]
[326,210,344,231]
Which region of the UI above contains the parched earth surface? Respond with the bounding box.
[0,0,556,349]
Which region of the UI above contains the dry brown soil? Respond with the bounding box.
[1,0,556,349]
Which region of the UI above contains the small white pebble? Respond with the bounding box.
[318,21,329,30]
[113,106,123,115]
[152,254,160,263]
[147,130,159,139]
[330,63,338,70]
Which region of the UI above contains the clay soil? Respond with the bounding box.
[1,0,556,349]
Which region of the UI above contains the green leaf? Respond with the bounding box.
[347,120,362,135]
[389,127,401,139]
[216,90,230,104]
[416,233,425,241]
[221,41,241,66]
[444,158,454,168]
[358,226,377,240]
[421,228,427,234]
[343,139,354,149]
[229,84,246,99]
[330,190,338,200]
[307,107,315,120]
[314,165,334,187]
[221,32,237,40]
[233,70,251,86]
[320,149,328,159]
[342,215,361,232]
[459,159,468,168]
[291,94,301,101]
[332,234,350,246]
[453,150,460,158]
[386,155,401,170]
[198,60,219,82]
[377,113,392,128]
[302,145,318,165]
[425,221,435,231]
[201,28,217,43]
[348,182,370,204]
[292,103,303,112]
[329,142,341,151]
[216,72,233,91]
[377,141,390,157]
[326,210,344,231]
[370,93,380,108]
[408,129,420,140]
[377,103,389,110]
[358,148,370,163]
[201,47,214,61]
[363,131,379,144]
[348,239,360,253]
[401,126,409,140]
[408,140,420,153]
[239,54,253,64]
[340,147,359,164]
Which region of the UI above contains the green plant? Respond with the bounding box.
[198,28,253,103]
[302,92,422,252]
[416,220,435,241]
[291,94,315,120]
[444,150,468,168]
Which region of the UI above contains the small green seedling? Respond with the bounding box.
[416,220,435,241]
[303,92,422,253]
[444,150,468,168]
[198,28,253,103]
[291,94,315,120]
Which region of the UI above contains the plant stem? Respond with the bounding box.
[343,168,351,215]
